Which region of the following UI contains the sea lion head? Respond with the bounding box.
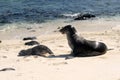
[59,25,77,34]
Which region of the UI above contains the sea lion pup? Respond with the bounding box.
[18,45,54,57]
[59,25,108,58]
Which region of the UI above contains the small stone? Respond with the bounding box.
[23,37,37,41]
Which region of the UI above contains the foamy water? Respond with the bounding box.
[0,16,120,40]
[1,15,120,30]
[0,0,120,37]
[0,0,120,24]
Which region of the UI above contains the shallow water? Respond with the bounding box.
[0,0,120,24]
[0,17,119,40]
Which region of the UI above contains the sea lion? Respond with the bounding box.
[59,25,107,58]
[18,45,54,57]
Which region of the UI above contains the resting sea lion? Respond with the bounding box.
[59,25,108,58]
[18,45,54,57]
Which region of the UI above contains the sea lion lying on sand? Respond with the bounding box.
[18,45,54,57]
[59,25,108,59]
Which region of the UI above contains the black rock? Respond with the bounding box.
[23,37,37,41]
[25,41,40,46]
[0,68,15,72]
[0,40,1,43]
[18,45,54,57]
[74,13,96,20]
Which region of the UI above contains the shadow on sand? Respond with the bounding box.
[47,54,75,60]
[48,54,69,58]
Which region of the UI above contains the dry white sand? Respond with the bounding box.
[0,18,120,80]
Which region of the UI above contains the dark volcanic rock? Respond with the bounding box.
[23,37,37,41]
[0,68,15,72]
[25,41,40,46]
[74,13,96,20]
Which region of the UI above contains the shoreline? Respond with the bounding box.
[0,17,120,40]
[0,17,120,80]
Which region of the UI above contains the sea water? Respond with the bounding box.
[0,0,120,30]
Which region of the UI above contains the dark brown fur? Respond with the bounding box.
[59,25,107,57]
[18,45,54,57]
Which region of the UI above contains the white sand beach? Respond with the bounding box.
[0,18,120,80]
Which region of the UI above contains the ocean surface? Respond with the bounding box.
[0,0,120,29]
